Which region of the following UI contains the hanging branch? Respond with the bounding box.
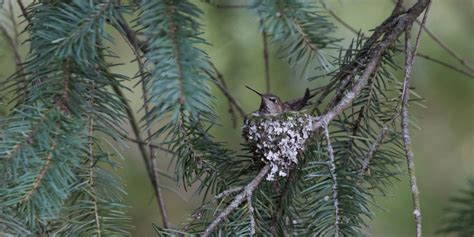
[117,7,170,228]
[400,3,431,237]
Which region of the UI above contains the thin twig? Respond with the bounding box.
[260,18,271,93]
[208,64,246,128]
[400,2,431,236]
[214,187,243,200]
[202,164,271,237]
[119,133,175,154]
[113,3,170,227]
[323,125,340,237]
[416,53,474,78]
[16,0,31,23]
[361,114,400,174]
[391,0,474,74]
[322,0,474,79]
[247,193,256,236]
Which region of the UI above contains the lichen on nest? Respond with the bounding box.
[243,111,314,181]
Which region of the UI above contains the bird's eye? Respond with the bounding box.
[270,98,276,102]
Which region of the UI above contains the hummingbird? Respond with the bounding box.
[245,86,316,115]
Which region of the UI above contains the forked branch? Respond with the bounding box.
[201,0,431,235]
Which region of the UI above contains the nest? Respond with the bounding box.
[243,112,314,181]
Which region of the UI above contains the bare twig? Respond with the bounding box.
[322,0,474,79]
[247,193,256,236]
[400,2,431,236]
[323,125,340,237]
[214,187,243,200]
[202,164,271,237]
[208,64,246,128]
[361,114,400,174]
[416,53,474,78]
[260,19,271,93]
[392,0,474,74]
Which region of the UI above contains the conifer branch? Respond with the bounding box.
[247,193,256,236]
[112,84,170,228]
[140,52,170,230]
[202,164,271,237]
[114,4,245,123]
[400,3,431,236]
[323,125,340,236]
[114,6,171,227]
[311,0,431,133]
[20,143,56,204]
[214,187,243,201]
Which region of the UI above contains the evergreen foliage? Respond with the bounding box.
[438,178,474,237]
[137,0,225,188]
[253,0,338,73]
[0,0,130,235]
[0,0,440,236]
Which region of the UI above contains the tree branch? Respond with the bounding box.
[323,125,340,237]
[208,64,246,128]
[392,0,474,74]
[114,2,171,227]
[322,0,474,79]
[400,2,431,236]
[311,0,432,133]
[202,164,271,237]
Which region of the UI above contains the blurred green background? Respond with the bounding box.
[1,0,473,236]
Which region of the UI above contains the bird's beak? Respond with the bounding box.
[245,86,262,96]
